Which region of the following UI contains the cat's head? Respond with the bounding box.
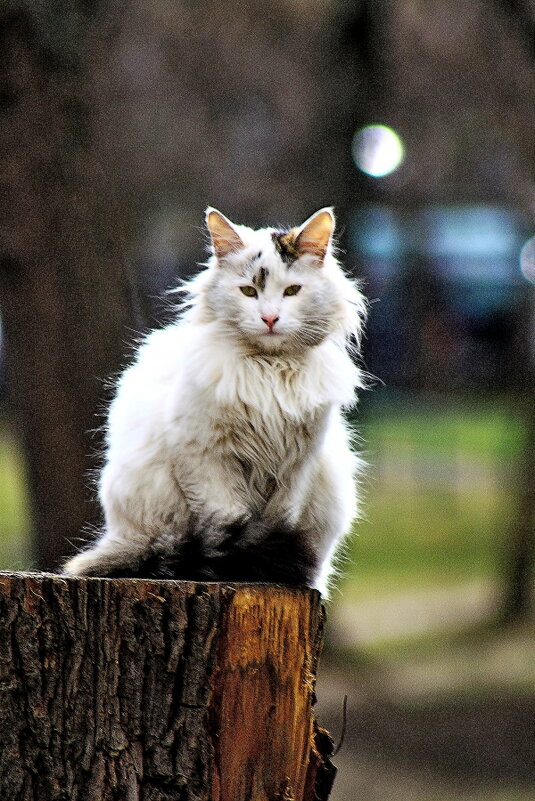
[189,207,366,355]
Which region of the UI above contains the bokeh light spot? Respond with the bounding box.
[520,236,535,284]
[352,124,405,178]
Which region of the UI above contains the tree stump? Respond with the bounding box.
[0,573,335,801]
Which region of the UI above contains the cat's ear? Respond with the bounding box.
[205,207,244,260]
[295,208,335,262]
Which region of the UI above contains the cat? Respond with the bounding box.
[63,207,367,596]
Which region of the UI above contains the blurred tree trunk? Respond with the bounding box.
[501,405,535,622]
[0,5,140,570]
[500,296,535,622]
[319,0,388,235]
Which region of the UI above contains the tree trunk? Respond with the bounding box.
[500,398,535,623]
[0,574,336,801]
[0,5,141,570]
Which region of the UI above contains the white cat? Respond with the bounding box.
[63,207,367,596]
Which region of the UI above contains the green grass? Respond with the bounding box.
[342,397,527,598]
[360,399,525,460]
[0,414,32,568]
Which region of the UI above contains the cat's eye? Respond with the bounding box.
[240,285,257,297]
[283,285,302,296]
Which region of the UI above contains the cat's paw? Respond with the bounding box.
[62,548,127,576]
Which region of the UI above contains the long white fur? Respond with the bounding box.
[63,208,367,596]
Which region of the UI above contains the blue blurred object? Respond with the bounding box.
[350,204,529,392]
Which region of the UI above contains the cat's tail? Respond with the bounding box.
[103,518,319,587]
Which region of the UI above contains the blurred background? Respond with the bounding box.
[1,0,535,798]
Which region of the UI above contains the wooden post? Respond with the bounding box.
[0,573,335,801]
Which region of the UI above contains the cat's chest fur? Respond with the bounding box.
[214,399,324,474]
[163,348,330,511]
[178,349,328,467]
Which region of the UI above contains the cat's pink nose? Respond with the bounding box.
[261,314,279,330]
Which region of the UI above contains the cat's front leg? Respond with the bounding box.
[62,520,154,576]
[294,445,360,597]
[62,509,179,577]
[174,450,252,535]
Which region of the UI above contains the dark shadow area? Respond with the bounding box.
[347,694,535,786]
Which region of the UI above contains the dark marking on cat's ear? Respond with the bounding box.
[253,266,268,291]
[272,229,300,264]
[205,207,244,260]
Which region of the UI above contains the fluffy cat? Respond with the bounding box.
[63,207,367,596]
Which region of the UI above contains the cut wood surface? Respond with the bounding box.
[0,573,335,801]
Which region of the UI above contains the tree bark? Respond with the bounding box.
[0,574,336,801]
